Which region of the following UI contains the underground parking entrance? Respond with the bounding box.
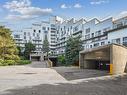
[30,56,41,61]
[79,44,127,75]
[85,59,110,71]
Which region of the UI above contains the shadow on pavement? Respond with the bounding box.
[52,67,109,80]
[1,75,127,95]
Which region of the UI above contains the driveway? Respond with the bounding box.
[0,61,126,95]
[0,61,67,94]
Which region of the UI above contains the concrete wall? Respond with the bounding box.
[84,51,110,61]
[80,44,127,75]
[110,45,127,74]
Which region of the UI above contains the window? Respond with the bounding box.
[112,38,120,44]
[51,31,55,33]
[47,27,50,30]
[24,36,26,39]
[68,28,69,31]
[123,37,127,46]
[86,28,90,34]
[103,27,110,33]
[24,32,26,35]
[90,45,92,48]
[51,24,55,27]
[85,34,90,40]
[42,27,46,30]
[44,31,48,34]
[95,30,101,36]
[116,23,123,28]
[91,33,94,38]
[64,26,66,30]
[71,26,72,29]
[28,32,30,36]
[14,35,20,38]
[33,30,36,32]
[57,31,59,34]
[74,26,78,32]
[124,20,127,25]
[101,42,105,46]
[94,43,99,47]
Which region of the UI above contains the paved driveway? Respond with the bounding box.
[0,61,67,94]
[0,61,126,95]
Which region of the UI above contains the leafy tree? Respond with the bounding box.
[65,35,83,65]
[24,42,36,59]
[17,46,22,56]
[43,36,49,57]
[0,26,19,60]
[58,55,65,65]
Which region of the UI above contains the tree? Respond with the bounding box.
[43,36,49,57]
[24,42,36,59]
[58,55,65,65]
[65,35,83,65]
[0,26,19,60]
[17,46,22,56]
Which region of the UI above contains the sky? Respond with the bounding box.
[0,0,127,30]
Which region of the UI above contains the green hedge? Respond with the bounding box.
[16,60,31,65]
[0,59,31,66]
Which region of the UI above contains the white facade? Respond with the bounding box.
[12,16,63,54]
[82,18,112,50]
[108,17,127,45]
[12,16,127,56]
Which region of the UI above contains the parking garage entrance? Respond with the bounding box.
[86,60,110,71]
[31,56,41,61]
[79,44,127,75]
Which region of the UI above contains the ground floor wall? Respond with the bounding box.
[80,44,127,75]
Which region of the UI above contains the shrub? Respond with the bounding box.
[16,60,31,65]
[0,59,4,66]
[4,60,16,65]
[58,55,66,65]
[0,60,16,66]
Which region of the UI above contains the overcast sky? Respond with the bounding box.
[0,0,127,30]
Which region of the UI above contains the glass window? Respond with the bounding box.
[71,26,72,29]
[86,28,90,34]
[91,33,94,38]
[51,24,55,27]
[24,36,26,39]
[74,26,78,32]
[14,35,20,38]
[24,32,26,35]
[47,27,50,30]
[33,30,36,32]
[33,33,35,36]
[85,34,90,40]
[90,45,92,48]
[101,42,105,45]
[123,37,127,46]
[94,43,99,47]
[42,27,46,30]
[112,38,120,44]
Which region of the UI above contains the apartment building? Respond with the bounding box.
[108,16,127,46]
[12,15,127,57]
[82,17,112,50]
[12,16,63,55]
